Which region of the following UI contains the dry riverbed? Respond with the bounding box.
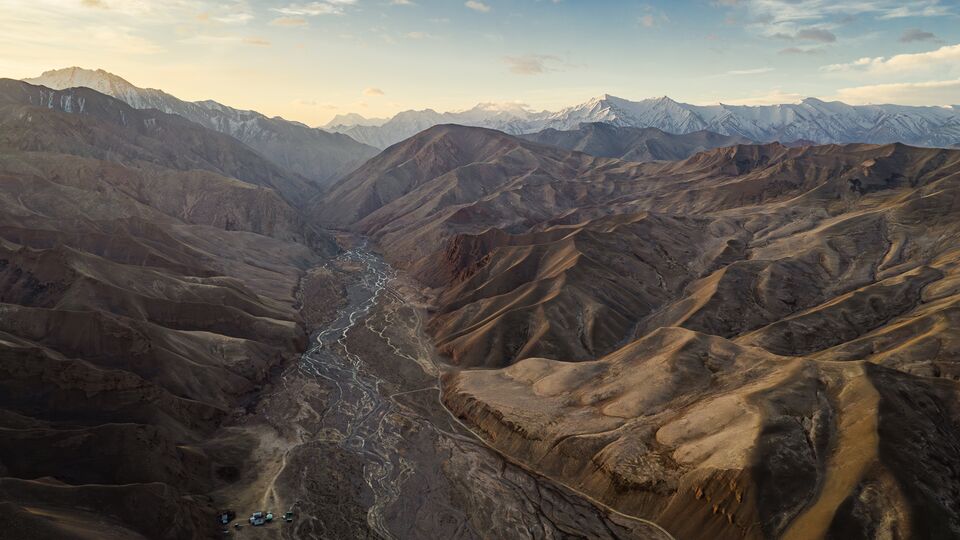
[211,238,670,539]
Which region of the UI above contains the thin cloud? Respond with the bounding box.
[503,54,561,75]
[465,1,490,13]
[271,17,309,26]
[795,28,836,42]
[727,67,774,75]
[274,1,358,16]
[180,35,241,45]
[721,1,954,40]
[772,28,836,42]
[294,99,339,109]
[180,33,272,47]
[779,46,823,55]
[180,34,271,47]
[721,88,804,105]
[214,13,254,24]
[822,43,960,75]
[880,2,954,19]
[639,4,668,28]
[900,28,937,43]
[363,87,385,96]
[832,79,960,105]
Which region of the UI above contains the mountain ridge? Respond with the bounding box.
[25,67,379,186]
[319,123,960,538]
[329,93,960,150]
[519,122,755,161]
[28,68,960,154]
[0,76,336,538]
[0,78,324,208]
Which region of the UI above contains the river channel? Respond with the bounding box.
[242,241,670,540]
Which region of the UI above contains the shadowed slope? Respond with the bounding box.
[0,83,329,538]
[322,124,960,538]
[25,67,380,186]
[0,79,321,205]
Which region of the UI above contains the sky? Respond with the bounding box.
[1,0,959,126]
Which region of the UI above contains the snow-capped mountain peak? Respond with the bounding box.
[329,92,960,149]
[30,67,137,91]
[46,66,955,151]
[26,67,166,110]
[322,112,389,129]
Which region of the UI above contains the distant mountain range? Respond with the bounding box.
[26,68,379,186]
[520,122,753,162]
[26,67,960,167]
[328,94,960,150]
[322,112,389,129]
[325,102,541,149]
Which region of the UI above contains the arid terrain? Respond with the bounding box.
[0,79,330,538]
[215,236,672,539]
[0,80,676,540]
[3,75,960,540]
[322,124,960,539]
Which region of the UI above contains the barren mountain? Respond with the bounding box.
[520,122,753,161]
[329,103,548,149]
[0,79,331,206]
[25,68,379,186]
[6,72,960,538]
[322,112,389,129]
[318,124,597,225]
[0,80,331,538]
[325,124,960,539]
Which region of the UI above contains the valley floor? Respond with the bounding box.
[212,236,669,539]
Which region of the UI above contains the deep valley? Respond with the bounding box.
[2,64,960,540]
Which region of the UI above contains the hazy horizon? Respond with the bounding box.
[3,0,960,126]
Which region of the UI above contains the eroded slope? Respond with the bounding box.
[324,124,960,538]
[0,82,330,538]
